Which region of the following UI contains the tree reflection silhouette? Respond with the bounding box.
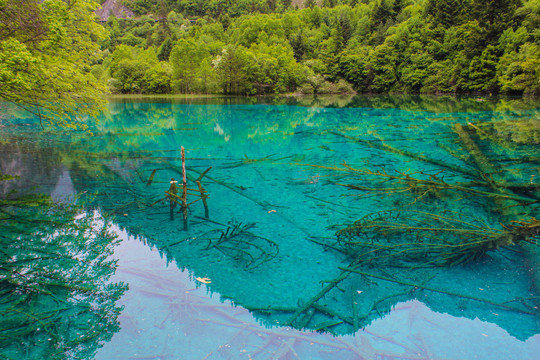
[1,95,538,350]
[0,195,126,359]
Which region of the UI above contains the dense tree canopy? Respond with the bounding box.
[0,0,108,129]
[2,0,538,101]
[91,0,539,96]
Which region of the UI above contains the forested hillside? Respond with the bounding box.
[91,0,540,95]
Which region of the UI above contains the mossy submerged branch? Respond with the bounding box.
[454,124,504,187]
[296,121,537,271]
[284,271,351,328]
[453,124,540,302]
[195,221,279,269]
[336,210,539,267]
[295,162,536,205]
[330,131,478,178]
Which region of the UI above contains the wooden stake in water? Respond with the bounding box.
[168,178,178,220]
[147,169,157,187]
[196,180,209,218]
[150,150,211,229]
[196,166,212,218]
[182,146,187,185]
[181,146,188,230]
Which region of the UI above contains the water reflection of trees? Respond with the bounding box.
[2,96,538,344]
[0,186,126,359]
[102,94,540,112]
[60,98,540,341]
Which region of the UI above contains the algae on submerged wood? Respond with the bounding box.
[336,210,539,267]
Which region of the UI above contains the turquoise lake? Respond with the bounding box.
[0,95,539,359]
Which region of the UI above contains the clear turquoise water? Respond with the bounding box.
[1,95,539,359]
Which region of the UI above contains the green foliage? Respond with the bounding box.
[516,0,540,43]
[107,45,171,94]
[0,0,108,130]
[425,0,465,28]
[0,170,18,182]
[472,0,522,42]
[170,38,214,93]
[214,44,253,94]
[305,0,316,8]
[369,42,397,92]
[158,37,174,61]
[498,42,540,95]
[111,58,149,93]
[246,41,305,93]
[421,60,454,93]
[339,51,370,91]
[468,45,499,92]
[230,14,285,47]
[91,0,538,96]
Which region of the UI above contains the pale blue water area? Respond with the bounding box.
[0,95,539,359]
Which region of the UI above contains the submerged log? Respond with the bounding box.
[285,271,351,327]
[340,268,536,315]
[454,124,504,187]
[335,210,538,267]
[331,131,478,178]
[454,123,540,304]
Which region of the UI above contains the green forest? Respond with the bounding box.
[93,0,540,96]
[1,0,539,106]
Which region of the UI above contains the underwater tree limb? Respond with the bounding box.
[330,131,478,178]
[308,237,348,255]
[455,124,540,302]
[294,162,537,206]
[336,210,538,267]
[311,303,354,326]
[157,159,315,237]
[339,267,536,315]
[454,124,501,186]
[193,222,279,268]
[338,164,536,203]
[284,271,351,327]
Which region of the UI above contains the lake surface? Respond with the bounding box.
[1,95,539,359]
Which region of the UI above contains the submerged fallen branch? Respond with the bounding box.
[195,222,279,269]
[284,271,351,328]
[339,267,537,315]
[297,162,536,205]
[336,210,539,267]
[330,131,478,178]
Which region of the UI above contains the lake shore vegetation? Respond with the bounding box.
[1,0,539,125]
[93,0,539,96]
